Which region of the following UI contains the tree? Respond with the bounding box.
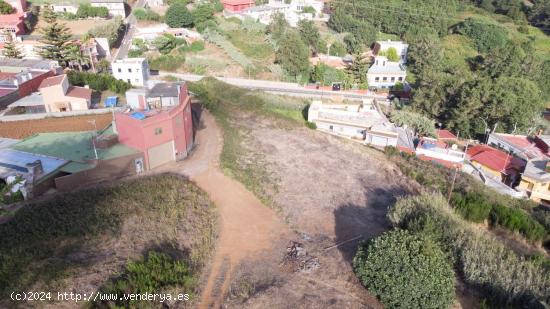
[41,3,58,24]
[165,2,194,28]
[346,53,369,88]
[329,41,346,57]
[297,19,320,55]
[343,34,359,54]
[64,44,88,71]
[1,36,23,59]
[0,0,14,14]
[153,34,179,54]
[192,3,214,25]
[276,30,309,79]
[38,14,72,66]
[481,41,526,78]
[385,47,400,62]
[353,230,455,309]
[267,12,289,42]
[390,110,437,136]
[455,18,509,53]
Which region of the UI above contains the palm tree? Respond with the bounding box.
[64,44,88,71]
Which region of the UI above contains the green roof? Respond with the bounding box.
[11,131,140,173]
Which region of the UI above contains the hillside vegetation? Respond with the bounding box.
[328,0,550,136]
[0,174,217,307]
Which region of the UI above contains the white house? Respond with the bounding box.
[233,0,323,27]
[134,23,202,44]
[374,40,408,63]
[367,56,406,89]
[307,99,398,147]
[50,4,78,14]
[91,0,126,17]
[111,58,149,87]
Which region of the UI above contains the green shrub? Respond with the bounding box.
[353,229,455,309]
[76,4,109,18]
[451,192,492,223]
[179,41,205,53]
[455,18,509,53]
[389,194,550,306]
[490,204,547,242]
[93,251,193,307]
[148,54,185,71]
[384,145,400,158]
[305,121,316,129]
[67,71,132,94]
[132,7,162,21]
[88,17,125,46]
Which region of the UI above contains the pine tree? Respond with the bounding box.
[38,13,72,66]
[346,53,369,88]
[1,31,23,59]
[41,3,57,24]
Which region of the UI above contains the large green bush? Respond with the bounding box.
[389,194,550,306]
[353,229,455,309]
[67,71,132,94]
[455,18,509,53]
[451,192,493,223]
[165,2,193,28]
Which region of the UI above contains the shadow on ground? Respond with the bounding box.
[333,179,408,263]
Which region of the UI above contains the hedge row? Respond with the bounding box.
[389,194,550,307]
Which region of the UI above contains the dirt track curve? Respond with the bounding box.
[177,109,289,308]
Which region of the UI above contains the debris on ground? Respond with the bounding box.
[281,241,320,274]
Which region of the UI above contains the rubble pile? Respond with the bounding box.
[281,241,320,273]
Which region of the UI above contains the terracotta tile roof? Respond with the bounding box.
[437,129,457,140]
[66,86,92,100]
[467,144,525,174]
[39,75,65,89]
[418,155,462,169]
[223,0,254,4]
[0,72,16,80]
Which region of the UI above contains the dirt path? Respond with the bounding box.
[176,110,289,308]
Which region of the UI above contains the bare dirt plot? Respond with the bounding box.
[33,19,101,35]
[0,114,113,139]
[222,111,417,308]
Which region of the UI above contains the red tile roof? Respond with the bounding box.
[66,86,92,100]
[0,72,16,80]
[223,0,254,4]
[39,75,65,89]
[494,133,550,159]
[417,155,462,169]
[437,129,457,140]
[467,144,525,174]
[0,88,16,97]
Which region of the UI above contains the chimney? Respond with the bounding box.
[27,72,32,80]
[26,160,44,182]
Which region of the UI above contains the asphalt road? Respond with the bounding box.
[113,0,145,60]
[156,72,391,102]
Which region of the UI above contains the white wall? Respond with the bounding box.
[111,59,149,87]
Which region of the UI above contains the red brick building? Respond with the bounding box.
[115,83,194,169]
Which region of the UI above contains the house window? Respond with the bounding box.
[375,77,380,82]
[329,125,333,131]
[382,77,387,81]
[391,77,395,81]
[398,77,403,81]
[127,79,131,83]
[154,128,163,135]
[128,68,132,73]
[118,68,122,73]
